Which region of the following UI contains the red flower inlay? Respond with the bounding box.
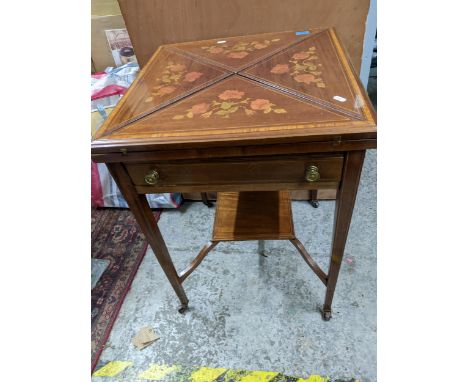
[228,51,249,59]
[209,47,224,54]
[190,103,210,115]
[184,71,204,82]
[294,74,316,84]
[157,85,177,95]
[250,99,272,111]
[168,63,186,72]
[218,89,245,100]
[270,64,289,74]
[292,52,310,60]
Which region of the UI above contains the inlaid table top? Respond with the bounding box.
[91,28,376,154]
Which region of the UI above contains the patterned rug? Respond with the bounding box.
[91,208,161,371]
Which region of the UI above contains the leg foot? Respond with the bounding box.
[257,240,267,257]
[309,190,319,208]
[310,200,319,208]
[322,309,332,321]
[178,303,189,314]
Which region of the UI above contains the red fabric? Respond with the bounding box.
[91,84,127,101]
[91,161,104,207]
[91,72,107,79]
[170,192,181,207]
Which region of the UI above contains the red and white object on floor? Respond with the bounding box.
[91,63,182,209]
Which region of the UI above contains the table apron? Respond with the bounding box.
[124,154,343,194]
[134,182,339,193]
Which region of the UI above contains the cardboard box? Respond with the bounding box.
[91,0,136,72]
[91,14,127,72]
[92,0,122,16]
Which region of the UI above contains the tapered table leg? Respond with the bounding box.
[258,240,266,257]
[309,190,319,208]
[201,192,213,207]
[322,150,365,320]
[107,163,189,311]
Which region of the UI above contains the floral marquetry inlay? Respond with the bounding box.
[269,46,326,88]
[172,89,287,120]
[91,29,376,145]
[201,38,281,59]
[144,61,205,103]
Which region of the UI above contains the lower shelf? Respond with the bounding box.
[212,191,295,241]
[179,190,327,287]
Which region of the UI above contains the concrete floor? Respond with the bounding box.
[93,149,376,382]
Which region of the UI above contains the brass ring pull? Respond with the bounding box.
[305,165,320,182]
[144,169,159,185]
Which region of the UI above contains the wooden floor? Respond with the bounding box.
[212,191,295,241]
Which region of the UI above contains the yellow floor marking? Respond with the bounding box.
[138,364,179,380]
[239,370,279,381]
[93,361,356,381]
[221,369,246,380]
[92,361,133,377]
[190,366,227,381]
[297,376,329,382]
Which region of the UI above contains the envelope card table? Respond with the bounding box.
[91,28,377,320]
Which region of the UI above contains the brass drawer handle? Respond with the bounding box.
[144,169,159,185]
[305,165,320,182]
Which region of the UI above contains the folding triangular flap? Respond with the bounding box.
[92,29,376,153]
[97,47,230,137]
[168,29,324,72]
[242,29,365,119]
[104,76,353,143]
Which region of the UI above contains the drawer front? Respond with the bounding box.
[125,155,343,191]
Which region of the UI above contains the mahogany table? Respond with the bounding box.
[91,28,377,320]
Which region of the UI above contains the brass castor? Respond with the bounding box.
[310,200,319,208]
[322,310,332,321]
[178,304,189,314]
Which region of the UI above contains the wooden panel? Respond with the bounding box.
[103,76,351,140]
[213,191,295,241]
[291,189,337,200]
[117,0,370,73]
[125,155,343,191]
[242,30,366,119]
[135,181,338,193]
[169,30,318,71]
[92,138,376,162]
[91,29,376,155]
[102,47,230,133]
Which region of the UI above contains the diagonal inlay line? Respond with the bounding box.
[100,72,234,138]
[237,71,366,121]
[166,29,326,74]
[98,29,366,139]
[102,72,358,139]
[237,29,328,74]
[238,30,366,121]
